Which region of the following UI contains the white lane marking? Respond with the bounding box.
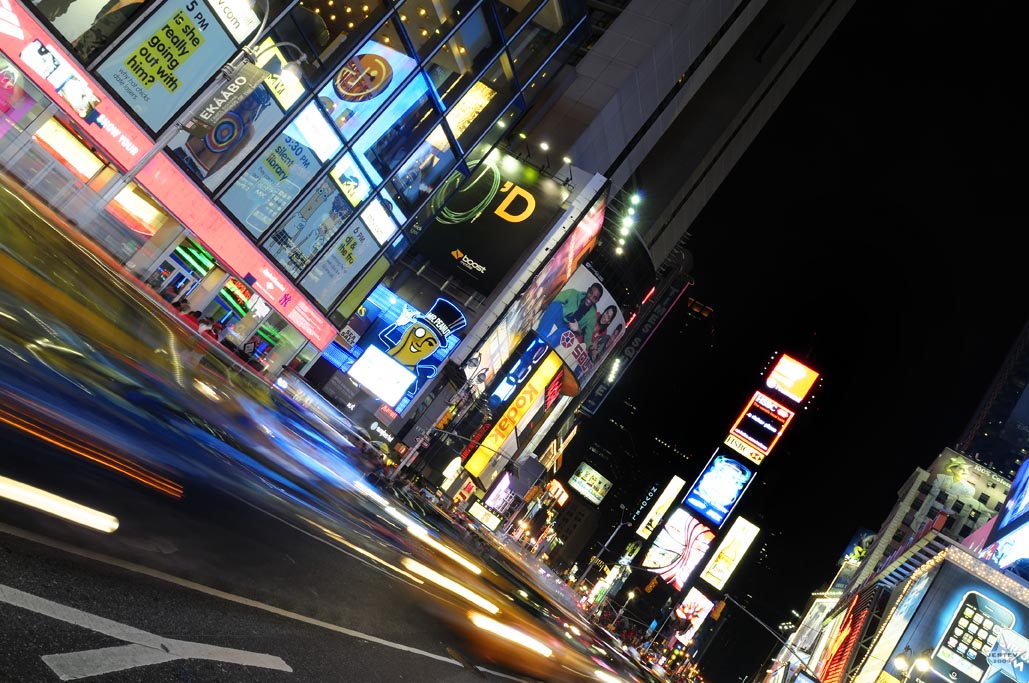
[0,523,531,681]
[0,583,292,679]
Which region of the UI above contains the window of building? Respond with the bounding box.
[960,525,974,538]
[262,178,353,277]
[425,8,504,108]
[354,73,440,183]
[978,492,990,505]
[386,123,458,214]
[507,0,568,82]
[952,500,965,513]
[275,0,389,85]
[917,481,932,495]
[397,0,481,57]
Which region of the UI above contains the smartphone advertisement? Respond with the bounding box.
[877,558,1029,683]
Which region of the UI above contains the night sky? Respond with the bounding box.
[574,1,1024,680]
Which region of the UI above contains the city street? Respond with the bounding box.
[0,177,655,683]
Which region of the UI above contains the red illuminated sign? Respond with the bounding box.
[724,391,795,465]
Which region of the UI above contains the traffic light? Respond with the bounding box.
[710,600,725,620]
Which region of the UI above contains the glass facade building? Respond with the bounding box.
[1,0,589,373]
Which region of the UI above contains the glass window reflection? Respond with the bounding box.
[354,74,440,183]
[425,8,503,109]
[388,124,457,214]
[443,54,515,147]
[508,0,567,81]
[270,1,388,83]
[396,0,478,57]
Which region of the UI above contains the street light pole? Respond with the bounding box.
[577,503,627,589]
[610,590,635,628]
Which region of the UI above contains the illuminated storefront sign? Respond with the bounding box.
[683,449,754,527]
[725,391,795,465]
[699,516,759,591]
[135,155,335,348]
[765,353,819,404]
[96,0,237,132]
[636,476,687,540]
[567,462,612,506]
[464,351,563,478]
[546,480,569,506]
[641,508,715,591]
[0,2,150,168]
[468,500,502,531]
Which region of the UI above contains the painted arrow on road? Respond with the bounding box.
[1,582,292,680]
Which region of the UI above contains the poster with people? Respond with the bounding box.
[534,263,625,384]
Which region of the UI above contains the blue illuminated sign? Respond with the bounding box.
[682,450,754,527]
[333,285,465,411]
[488,334,550,414]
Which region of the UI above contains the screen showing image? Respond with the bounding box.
[345,345,415,407]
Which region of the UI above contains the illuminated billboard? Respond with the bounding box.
[724,391,795,465]
[413,151,571,295]
[636,476,687,540]
[868,556,1029,683]
[683,449,754,527]
[566,463,613,506]
[473,196,606,386]
[641,508,715,591]
[699,516,759,591]
[673,587,715,646]
[324,285,465,410]
[535,263,625,386]
[765,354,819,404]
[465,351,563,478]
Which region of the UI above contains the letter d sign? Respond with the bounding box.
[493,181,536,223]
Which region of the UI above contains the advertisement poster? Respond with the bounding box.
[265,179,353,277]
[535,263,625,384]
[698,516,759,591]
[39,0,149,64]
[413,151,571,295]
[300,218,378,309]
[641,508,715,591]
[475,196,605,385]
[872,557,1029,683]
[221,102,339,237]
[96,0,236,131]
[673,588,715,646]
[334,285,465,409]
[567,462,612,506]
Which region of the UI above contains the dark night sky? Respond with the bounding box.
[576,1,1024,680]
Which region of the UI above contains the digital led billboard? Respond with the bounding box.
[673,588,715,646]
[683,449,754,527]
[765,354,819,405]
[724,391,795,465]
[636,476,687,540]
[326,285,465,410]
[641,508,715,591]
[567,463,613,506]
[471,195,606,386]
[699,516,759,591]
[870,555,1029,683]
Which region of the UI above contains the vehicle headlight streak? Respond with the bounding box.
[401,559,498,613]
[0,474,119,532]
[467,612,553,658]
[405,522,482,575]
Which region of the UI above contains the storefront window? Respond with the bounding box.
[354,73,440,182]
[396,0,480,57]
[300,214,382,309]
[220,100,340,238]
[264,178,353,278]
[425,8,503,109]
[507,0,567,82]
[444,53,515,148]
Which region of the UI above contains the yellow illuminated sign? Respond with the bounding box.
[765,354,819,404]
[465,351,562,477]
[699,516,759,590]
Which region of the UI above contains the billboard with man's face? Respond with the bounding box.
[534,264,625,386]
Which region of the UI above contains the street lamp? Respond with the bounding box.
[610,590,635,627]
[577,504,628,590]
[893,647,931,681]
